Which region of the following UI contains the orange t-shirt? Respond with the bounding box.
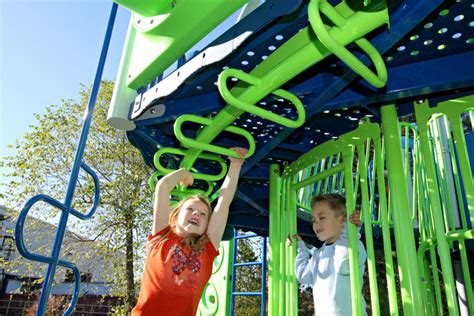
[132,226,218,316]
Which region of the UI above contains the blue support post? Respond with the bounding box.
[14,4,117,316]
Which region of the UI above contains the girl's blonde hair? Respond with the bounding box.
[160,195,212,250]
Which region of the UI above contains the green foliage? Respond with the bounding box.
[297,286,314,316]
[1,81,153,312]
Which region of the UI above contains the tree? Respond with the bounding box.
[1,81,153,313]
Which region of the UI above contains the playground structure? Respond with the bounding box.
[13,0,474,315]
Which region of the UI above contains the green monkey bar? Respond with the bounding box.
[151,0,389,198]
[160,0,391,309]
[174,114,256,159]
[149,171,214,197]
[146,0,387,174]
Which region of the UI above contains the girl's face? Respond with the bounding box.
[175,198,210,237]
[311,202,345,244]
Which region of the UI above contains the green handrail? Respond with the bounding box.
[418,229,474,263]
[217,68,306,128]
[279,178,288,316]
[174,114,256,158]
[287,122,393,315]
[415,95,474,223]
[149,171,214,197]
[180,0,388,171]
[418,230,474,314]
[414,95,474,315]
[408,102,474,314]
[291,164,344,190]
[153,147,227,181]
[308,0,388,88]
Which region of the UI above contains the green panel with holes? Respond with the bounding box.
[198,239,233,316]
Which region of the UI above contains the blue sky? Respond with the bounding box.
[0,0,130,187]
[0,0,246,190]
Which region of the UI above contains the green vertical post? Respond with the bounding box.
[458,239,474,313]
[430,246,444,315]
[342,148,364,316]
[419,249,436,315]
[280,179,292,316]
[410,124,436,315]
[278,178,287,316]
[289,183,298,316]
[284,178,290,316]
[358,143,380,316]
[380,104,425,316]
[415,101,460,315]
[268,164,281,316]
[374,133,399,315]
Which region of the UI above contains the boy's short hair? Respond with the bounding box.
[311,193,346,217]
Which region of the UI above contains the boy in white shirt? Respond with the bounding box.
[290,193,367,315]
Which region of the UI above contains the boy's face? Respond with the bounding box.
[175,198,210,236]
[311,201,345,244]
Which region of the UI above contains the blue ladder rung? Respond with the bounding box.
[234,261,264,267]
[233,292,263,296]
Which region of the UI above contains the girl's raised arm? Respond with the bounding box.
[152,168,193,235]
[207,148,247,248]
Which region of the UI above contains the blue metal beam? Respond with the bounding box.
[235,190,268,215]
[327,51,474,109]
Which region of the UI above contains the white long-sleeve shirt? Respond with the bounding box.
[295,227,367,316]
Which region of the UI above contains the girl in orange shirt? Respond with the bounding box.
[132,147,247,315]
